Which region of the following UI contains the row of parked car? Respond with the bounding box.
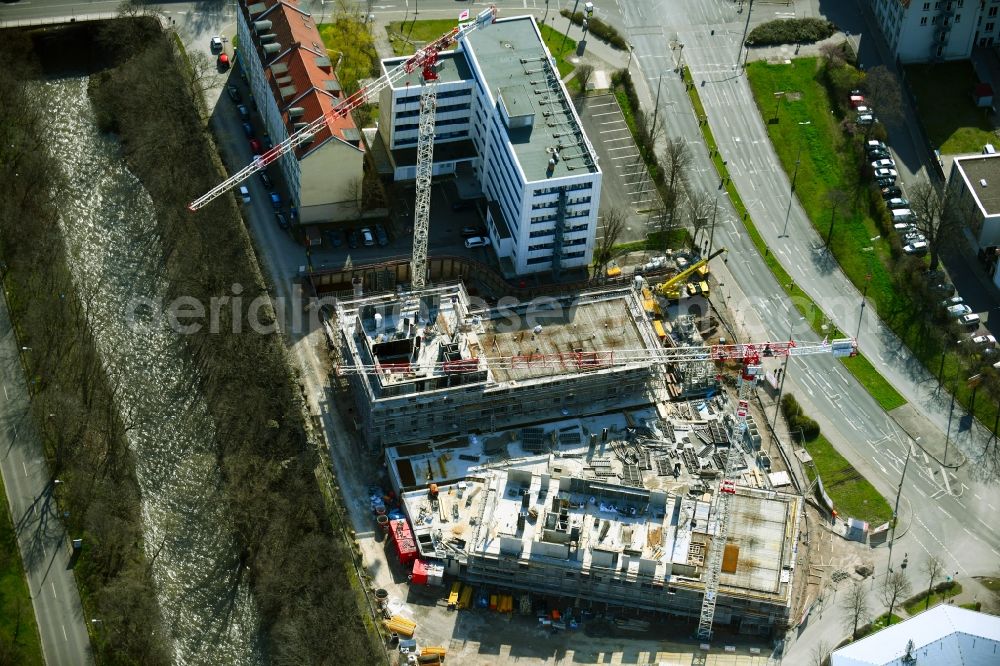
[850,89,876,126]
[864,136,928,257]
[324,225,390,249]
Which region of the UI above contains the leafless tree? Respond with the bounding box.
[575,64,594,98]
[908,180,959,270]
[812,639,832,666]
[343,176,364,216]
[687,191,715,250]
[921,556,944,612]
[864,66,904,128]
[593,207,627,272]
[824,188,850,248]
[841,580,871,639]
[879,570,912,625]
[656,137,691,248]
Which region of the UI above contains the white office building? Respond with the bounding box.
[377,15,602,277]
[869,0,1000,63]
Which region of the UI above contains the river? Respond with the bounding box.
[36,76,263,665]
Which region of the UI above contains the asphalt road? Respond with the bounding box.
[613,0,1000,656]
[0,290,92,665]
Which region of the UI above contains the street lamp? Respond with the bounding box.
[626,41,634,69]
[772,91,785,123]
[770,313,805,433]
[885,439,913,580]
[737,0,755,69]
[779,122,811,238]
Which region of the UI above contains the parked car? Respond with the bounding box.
[855,105,872,115]
[871,158,896,170]
[461,225,487,238]
[970,334,997,348]
[869,148,892,160]
[886,197,910,209]
[242,122,254,138]
[237,104,250,121]
[348,229,360,249]
[849,94,865,108]
[249,138,262,154]
[227,85,241,103]
[931,282,956,297]
[961,313,982,327]
[239,186,251,204]
[903,241,928,255]
[881,185,903,199]
[451,200,474,212]
[374,224,389,247]
[941,296,964,308]
[361,227,375,247]
[326,229,345,248]
[857,113,876,125]
[876,177,897,189]
[217,53,230,70]
[866,140,888,153]
[464,236,490,249]
[274,212,289,230]
[947,303,972,317]
[210,36,224,53]
[269,192,281,210]
[259,172,272,189]
[874,167,898,180]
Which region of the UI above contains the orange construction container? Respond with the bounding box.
[721,543,740,574]
[489,594,498,611]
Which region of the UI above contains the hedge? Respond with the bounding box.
[746,18,837,46]
[561,9,627,50]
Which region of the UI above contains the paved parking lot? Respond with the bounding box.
[576,94,661,242]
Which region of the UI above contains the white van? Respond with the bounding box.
[891,208,914,224]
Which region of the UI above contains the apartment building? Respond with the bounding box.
[377,15,602,277]
[869,0,1000,62]
[236,0,366,223]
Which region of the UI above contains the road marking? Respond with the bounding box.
[914,514,969,575]
[953,497,965,508]
[607,146,634,152]
[600,120,626,125]
[963,527,974,537]
[937,504,948,516]
[3,384,7,401]
[975,493,983,500]
[51,581,57,599]
[591,111,620,117]
[912,485,927,498]
[22,461,28,477]
[62,624,67,641]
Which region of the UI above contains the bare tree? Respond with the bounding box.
[687,191,715,251]
[864,66,904,128]
[656,137,692,248]
[921,556,944,612]
[879,570,912,626]
[812,639,832,666]
[575,64,594,97]
[593,207,627,273]
[841,580,871,639]
[824,188,850,248]
[908,180,959,270]
[343,176,364,217]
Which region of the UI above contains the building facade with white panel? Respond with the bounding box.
[377,15,602,277]
[870,0,990,63]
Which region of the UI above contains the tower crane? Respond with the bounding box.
[336,334,856,640]
[188,9,499,285]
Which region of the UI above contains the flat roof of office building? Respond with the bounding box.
[463,16,599,180]
[954,153,1000,217]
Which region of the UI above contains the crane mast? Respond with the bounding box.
[410,59,439,289]
[188,6,498,212]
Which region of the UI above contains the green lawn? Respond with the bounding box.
[537,23,577,80]
[840,355,906,411]
[802,433,893,524]
[905,61,997,154]
[856,612,904,638]
[0,478,43,665]
[903,582,962,615]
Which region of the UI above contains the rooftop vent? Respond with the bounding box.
[263,43,281,55]
[981,178,989,187]
[288,107,306,119]
[259,33,277,43]
[253,20,272,33]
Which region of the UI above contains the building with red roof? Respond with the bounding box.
[236,0,366,223]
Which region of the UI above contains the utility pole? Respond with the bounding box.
[651,72,664,139]
[737,0,754,69]
[944,386,956,466]
[885,441,912,581]
[561,0,580,51]
[856,272,872,339]
[780,122,810,238]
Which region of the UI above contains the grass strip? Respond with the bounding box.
[800,433,893,524]
[902,582,962,615]
[681,65,905,410]
[0,476,43,665]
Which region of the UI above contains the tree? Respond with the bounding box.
[687,191,715,251]
[841,580,871,639]
[921,556,944,611]
[863,66,904,128]
[879,570,912,625]
[824,188,849,248]
[593,207,627,273]
[574,64,594,98]
[908,180,959,270]
[656,137,692,249]
[343,176,364,216]
[812,639,831,666]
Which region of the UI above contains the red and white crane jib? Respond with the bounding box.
[187,6,498,212]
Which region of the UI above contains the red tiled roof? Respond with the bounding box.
[248,0,361,159]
